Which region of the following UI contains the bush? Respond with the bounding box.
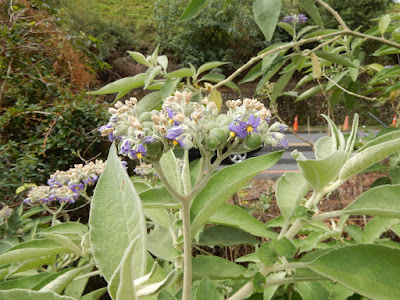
[0,0,108,202]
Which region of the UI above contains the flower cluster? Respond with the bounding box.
[0,205,13,219]
[282,14,307,25]
[99,92,288,162]
[24,160,106,205]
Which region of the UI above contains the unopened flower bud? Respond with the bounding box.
[115,101,123,108]
[108,108,118,114]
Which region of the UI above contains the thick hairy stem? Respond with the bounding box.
[264,276,329,287]
[260,262,306,275]
[227,281,255,300]
[312,210,343,222]
[181,200,192,300]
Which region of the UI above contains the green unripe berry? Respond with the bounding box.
[142,121,154,130]
[139,112,153,123]
[209,128,228,149]
[216,115,234,126]
[205,136,219,149]
[245,133,262,150]
[146,142,162,156]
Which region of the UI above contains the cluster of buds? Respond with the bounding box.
[98,93,288,162]
[282,14,307,25]
[24,160,106,205]
[134,163,159,185]
[0,204,13,220]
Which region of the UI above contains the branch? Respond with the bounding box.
[323,75,378,101]
[315,0,349,31]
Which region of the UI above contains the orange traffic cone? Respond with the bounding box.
[392,115,398,127]
[293,116,298,131]
[342,116,349,131]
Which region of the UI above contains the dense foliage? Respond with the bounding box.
[0,0,108,201]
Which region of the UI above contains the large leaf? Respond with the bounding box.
[356,130,400,153]
[0,273,55,290]
[295,281,330,300]
[164,68,195,79]
[342,185,400,218]
[147,225,180,261]
[296,151,347,192]
[190,151,283,236]
[253,0,282,41]
[90,143,147,282]
[197,61,228,76]
[136,91,162,114]
[306,245,400,299]
[128,51,151,67]
[40,266,87,294]
[208,203,278,239]
[276,172,311,221]
[198,225,259,246]
[298,0,324,28]
[160,78,180,101]
[0,289,75,300]
[361,217,400,244]
[87,74,145,96]
[192,256,246,280]
[315,51,357,68]
[379,14,391,35]
[270,67,296,105]
[339,138,400,182]
[144,66,162,89]
[159,150,183,194]
[179,0,206,21]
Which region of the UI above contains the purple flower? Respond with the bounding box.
[282,14,307,25]
[143,136,157,144]
[279,123,288,133]
[119,140,132,155]
[357,131,368,138]
[165,108,179,125]
[121,160,128,171]
[59,193,78,204]
[83,175,98,185]
[165,126,185,147]
[47,179,63,188]
[277,139,289,149]
[229,114,260,138]
[129,143,147,159]
[68,183,84,193]
[109,115,119,123]
[282,15,296,24]
[98,124,112,132]
[38,196,52,204]
[297,14,307,24]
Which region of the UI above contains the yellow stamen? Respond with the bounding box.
[230,131,236,137]
[137,153,143,159]
[168,119,174,124]
[173,140,179,146]
[247,125,253,133]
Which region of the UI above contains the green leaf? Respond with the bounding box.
[295,84,324,102]
[144,66,162,89]
[64,267,90,299]
[161,78,180,101]
[0,272,55,290]
[136,269,177,297]
[136,91,162,114]
[296,151,347,192]
[295,281,330,300]
[90,143,147,282]
[131,180,151,193]
[128,51,151,67]
[379,14,391,35]
[195,276,219,300]
[314,136,335,159]
[208,88,222,112]
[108,237,139,300]
[306,244,400,299]
[139,186,180,209]
[197,62,228,76]
[200,73,240,91]
[361,217,400,244]
[198,225,260,247]
[342,185,400,218]
[299,231,325,253]
[315,51,357,68]
[40,266,87,295]
[208,203,278,239]
[39,233,82,255]
[0,239,72,266]
[159,150,183,194]
[0,289,75,300]
[1,256,55,281]
[321,114,345,151]
[261,53,279,72]
[147,225,180,261]
[158,291,176,300]
[144,208,171,229]
[190,151,283,236]
[263,272,286,300]
[298,0,324,28]
[179,0,206,21]
[253,272,266,293]
[326,71,348,91]
[157,55,168,70]
[87,74,145,96]
[253,0,282,41]
[165,68,195,79]
[344,113,359,161]
[258,242,278,265]
[278,22,294,36]
[80,287,108,300]
[192,255,246,280]
[240,62,263,84]
[40,222,88,236]
[271,67,296,105]
[339,138,400,182]
[272,237,297,258]
[276,172,311,221]
[356,130,400,153]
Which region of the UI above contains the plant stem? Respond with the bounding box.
[264,276,329,287]
[312,210,343,221]
[260,262,307,275]
[181,200,192,300]
[227,281,255,300]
